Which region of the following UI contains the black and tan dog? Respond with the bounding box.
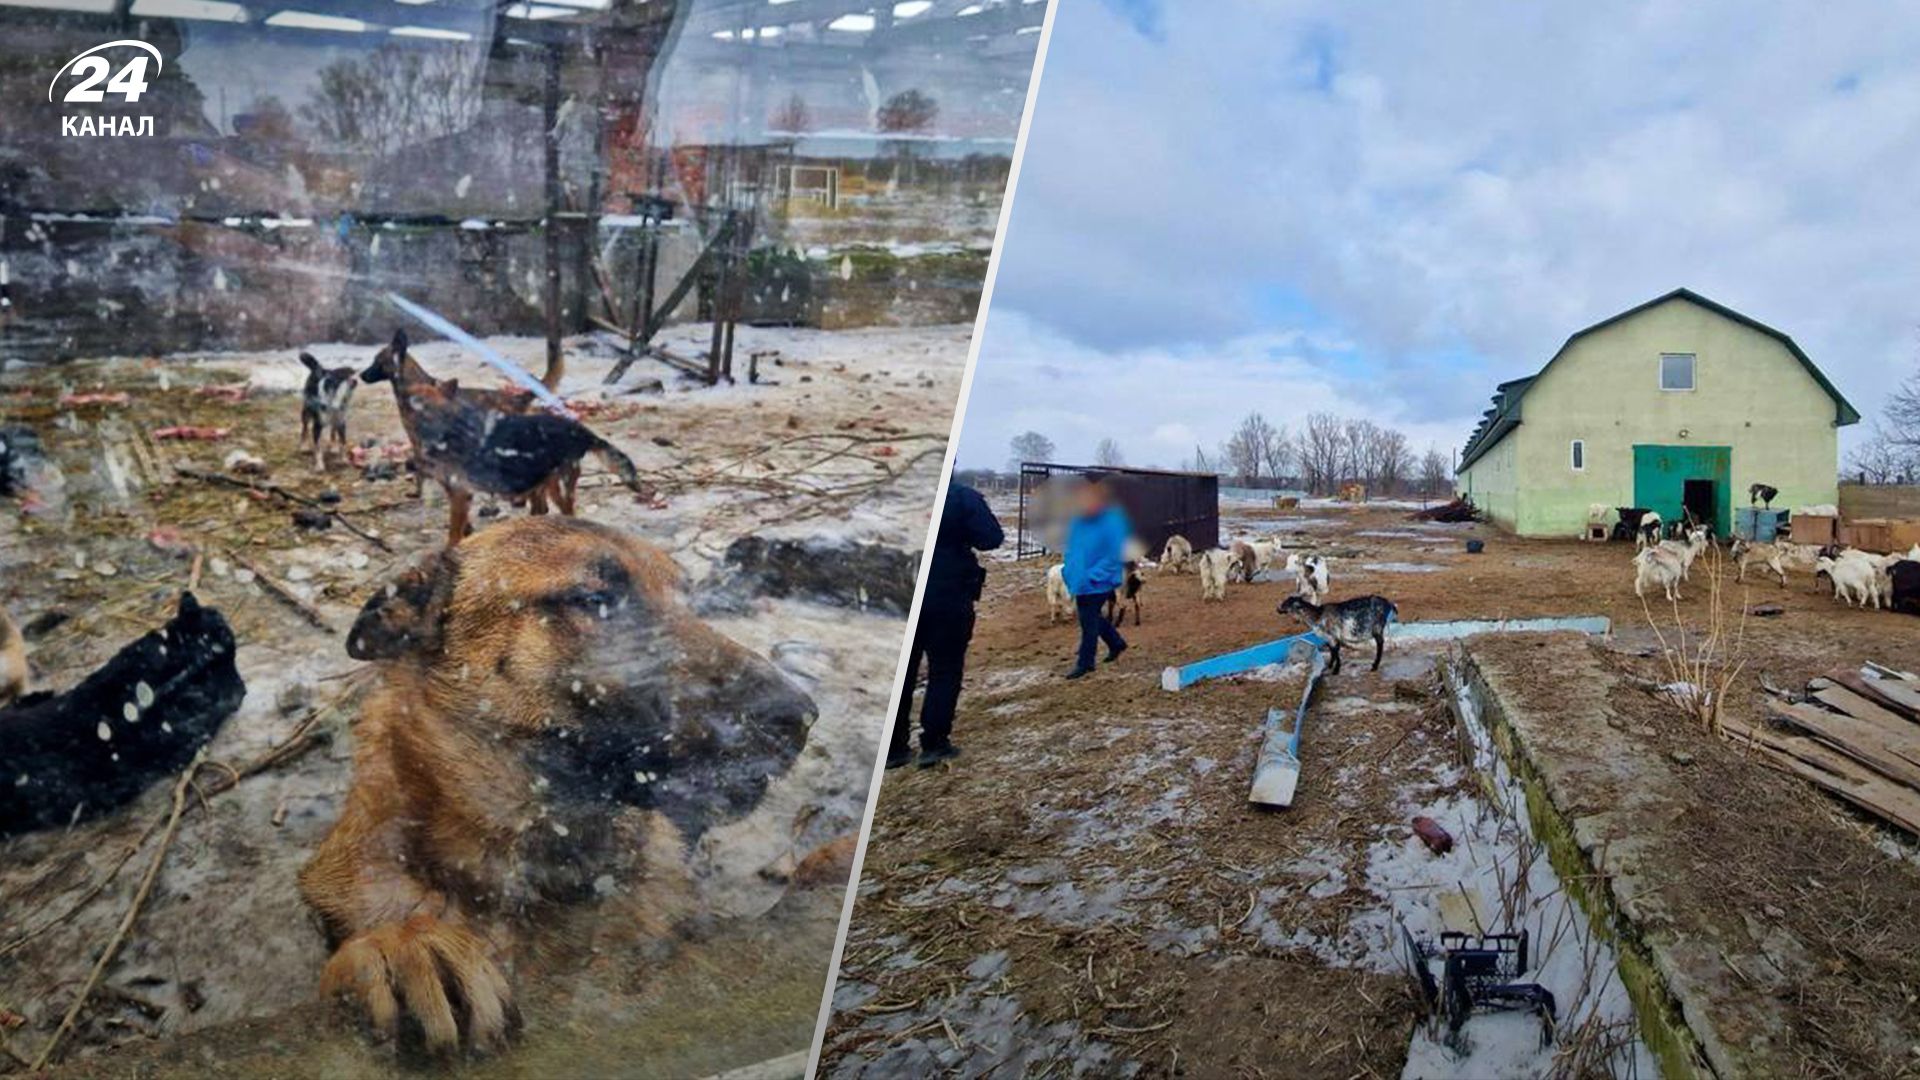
[361,331,644,545]
[300,352,359,471]
[299,517,815,1054]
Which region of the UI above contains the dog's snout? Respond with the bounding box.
[725,661,816,750]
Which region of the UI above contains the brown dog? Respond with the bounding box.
[0,607,26,707]
[299,517,815,1054]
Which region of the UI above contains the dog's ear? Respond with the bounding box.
[298,352,320,373]
[348,549,460,661]
[391,329,408,356]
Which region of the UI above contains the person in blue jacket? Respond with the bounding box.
[888,478,1004,768]
[1062,473,1130,678]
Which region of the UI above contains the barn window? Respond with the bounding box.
[1660,353,1696,391]
[1570,439,1585,471]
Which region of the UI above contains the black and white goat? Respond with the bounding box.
[1749,482,1779,508]
[1104,561,1145,626]
[1278,594,1397,675]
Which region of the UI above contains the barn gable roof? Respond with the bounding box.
[1457,288,1860,472]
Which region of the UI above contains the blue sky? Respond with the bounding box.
[957,0,1920,470]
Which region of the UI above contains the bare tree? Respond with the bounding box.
[1419,446,1451,497]
[1093,438,1125,467]
[1847,427,1918,484]
[1843,344,1920,483]
[877,89,939,132]
[1296,413,1344,495]
[1221,412,1282,483]
[1263,424,1294,483]
[1372,427,1412,493]
[770,92,812,133]
[1007,431,1056,473]
[301,43,484,158]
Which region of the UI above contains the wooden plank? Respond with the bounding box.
[1812,685,1911,731]
[1768,702,1920,790]
[1862,674,1920,718]
[1833,670,1920,722]
[1724,717,1920,836]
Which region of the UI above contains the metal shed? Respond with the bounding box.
[1015,463,1219,561]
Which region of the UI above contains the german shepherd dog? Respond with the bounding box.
[300,518,815,1054]
[360,331,645,545]
[300,352,359,471]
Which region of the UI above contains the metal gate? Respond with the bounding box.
[1632,444,1732,534]
[1015,462,1219,561]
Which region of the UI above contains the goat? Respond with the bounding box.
[1045,564,1072,623]
[1277,594,1397,675]
[1104,561,1145,627]
[1817,555,1881,608]
[1749,482,1779,508]
[1612,507,1652,543]
[1654,526,1710,580]
[1730,538,1822,588]
[1890,560,1920,615]
[1197,548,1233,602]
[1633,545,1688,602]
[1636,510,1664,549]
[1283,552,1329,605]
[1159,534,1193,575]
[1231,538,1279,583]
[1585,504,1614,540]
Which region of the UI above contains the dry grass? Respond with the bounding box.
[1638,544,1751,735]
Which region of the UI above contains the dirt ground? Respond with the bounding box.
[820,499,1920,1078]
[0,321,965,1074]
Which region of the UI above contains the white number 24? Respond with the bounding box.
[63,56,151,103]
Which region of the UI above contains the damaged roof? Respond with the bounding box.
[1457,288,1860,472]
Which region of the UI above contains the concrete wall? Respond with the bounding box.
[1462,297,1842,537]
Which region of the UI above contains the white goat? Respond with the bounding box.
[1633,545,1687,602]
[1817,554,1881,608]
[1045,564,1072,623]
[1654,526,1709,579]
[1284,552,1330,605]
[1197,548,1233,602]
[1832,548,1902,610]
[1159,534,1193,575]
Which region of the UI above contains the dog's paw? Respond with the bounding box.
[320,914,517,1055]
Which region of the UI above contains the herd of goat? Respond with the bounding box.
[1043,532,1335,628]
[1039,530,1398,674]
[1601,501,1920,612]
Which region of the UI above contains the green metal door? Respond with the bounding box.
[1632,445,1732,533]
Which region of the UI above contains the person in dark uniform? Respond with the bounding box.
[889,478,1004,768]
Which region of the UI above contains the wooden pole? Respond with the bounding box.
[542,44,565,391]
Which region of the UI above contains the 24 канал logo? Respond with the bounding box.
[50,40,162,138]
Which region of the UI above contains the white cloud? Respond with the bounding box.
[974,0,1920,461]
[959,310,1464,469]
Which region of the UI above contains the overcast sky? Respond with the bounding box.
[956,0,1920,471]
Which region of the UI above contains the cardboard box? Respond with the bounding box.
[1844,518,1895,553]
[1787,513,1838,546]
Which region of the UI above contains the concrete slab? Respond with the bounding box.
[1457,635,1833,1079]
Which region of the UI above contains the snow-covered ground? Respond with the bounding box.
[0,321,967,1056]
